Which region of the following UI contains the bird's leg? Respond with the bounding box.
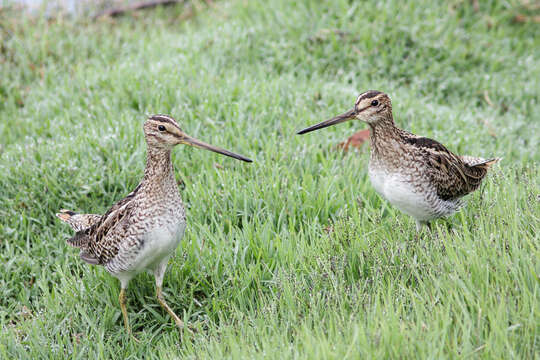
[154,260,189,332]
[119,288,131,332]
[156,286,185,329]
[415,220,432,232]
[415,220,424,233]
[415,220,431,240]
[119,284,139,342]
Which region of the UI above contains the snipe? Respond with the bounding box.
[297,91,499,231]
[57,114,251,338]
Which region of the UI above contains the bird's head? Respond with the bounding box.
[297,90,393,135]
[143,115,252,162]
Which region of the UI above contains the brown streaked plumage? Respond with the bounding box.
[297,90,499,231]
[57,114,252,338]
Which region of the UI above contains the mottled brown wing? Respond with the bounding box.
[87,201,135,265]
[402,135,490,200]
[68,184,141,265]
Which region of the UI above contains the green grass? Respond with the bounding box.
[1,0,539,358]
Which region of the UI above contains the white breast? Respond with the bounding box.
[368,166,435,221]
[148,221,185,257]
[129,220,186,273]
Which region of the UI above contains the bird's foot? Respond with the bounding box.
[156,287,195,335]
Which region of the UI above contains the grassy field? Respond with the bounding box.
[1,0,539,358]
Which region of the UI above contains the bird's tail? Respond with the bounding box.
[66,231,90,248]
[56,209,101,247]
[461,156,501,168]
[474,157,501,168]
[459,156,500,185]
[56,209,76,220]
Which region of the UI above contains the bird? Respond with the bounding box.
[56,114,252,338]
[297,90,499,232]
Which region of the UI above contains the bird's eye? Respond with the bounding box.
[371,100,379,106]
[158,125,166,132]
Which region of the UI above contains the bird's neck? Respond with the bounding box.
[142,146,177,191]
[368,115,402,158]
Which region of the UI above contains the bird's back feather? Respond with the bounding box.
[56,184,141,264]
[70,184,141,265]
[400,133,499,200]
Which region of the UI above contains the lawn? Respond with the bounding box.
[0,0,538,358]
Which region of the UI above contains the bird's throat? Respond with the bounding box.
[368,116,401,158]
[143,146,176,190]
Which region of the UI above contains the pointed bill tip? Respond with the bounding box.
[237,155,253,163]
[210,148,253,163]
[183,135,253,163]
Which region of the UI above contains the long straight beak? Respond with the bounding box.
[297,108,357,135]
[182,135,253,162]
